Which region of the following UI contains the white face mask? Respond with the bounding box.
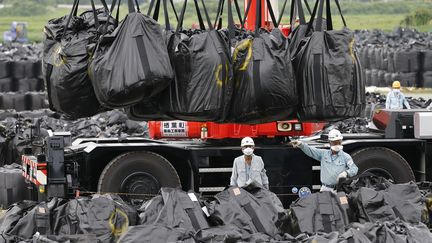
[243,147,254,156]
[331,145,343,152]
[393,89,400,93]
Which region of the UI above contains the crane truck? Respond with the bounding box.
[20,0,432,207]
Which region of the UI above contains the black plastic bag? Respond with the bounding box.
[292,0,365,121]
[126,0,178,121]
[43,0,113,119]
[160,0,232,122]
[89,0,174,108]
[228,0,297,123]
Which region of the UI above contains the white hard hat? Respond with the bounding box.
[241,137,255,147]
[328,129,343,141]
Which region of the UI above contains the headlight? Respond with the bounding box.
[277,122,292,132]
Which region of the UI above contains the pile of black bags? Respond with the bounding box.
[0,109,147,166]
[0,44,47,111]
[2,178,432,242]
[39,0,364,123]
[356,28,432,88]
[0,43,44,93]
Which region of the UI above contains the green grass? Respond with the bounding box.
[1,2,432,43]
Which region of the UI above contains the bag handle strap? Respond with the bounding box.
[194,0,206,30]
[242,0,253,29]
[215,0,244,30]
[170,0,179,21]
[304,0,312,15]
[315,0,325,32]
[227,0,235,41]
[90,0,100,29]
[335,0,347,27]
[254,0,261,35]
[326,0,333,31]
[233,0,243,27]
[265,0,278,28]
[214,0,225,29]
[290,0,306,27]
[277,0,289,27]
[175,0,188,33]
[305,0,320,35]
[199,0,214,30]
[62,0,80,38]
[175,0,209,32]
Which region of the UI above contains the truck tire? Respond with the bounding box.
[350,147,415,183]
[98,151,181,199]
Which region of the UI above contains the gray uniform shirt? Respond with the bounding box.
[230,154,269,189]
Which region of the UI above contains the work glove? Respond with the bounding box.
[290,140,302,148]
[337,171,348,181]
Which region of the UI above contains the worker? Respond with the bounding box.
[386,81,411,109]
[230,137,269,190]
[291,129,358,193]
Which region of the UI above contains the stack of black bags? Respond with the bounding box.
[2,177,432,242]
[0,44,46,111]
[356,28,432,88]
[42,0,365,123]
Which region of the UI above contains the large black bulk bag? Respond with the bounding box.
[0,164,28,208]
[387,49,395,73]
[423,71,432,88]
[52,194,138,242]
[229,29,297,123]
[349,187,396,224]
[139,188,210,233]
[394,50,419,73]
[227,0,297,123]
[392,72,417,87]
[207,186,279,237]
[370,69,379,87]
[10,61,33,79]
[43,0,114,119]
[289,191,351,235]
[384,72,392,87]
[17,78,38,92]
[292,0,365,121]
[365,69,371,86]
[424,51,432,71]
[0,78,13,92]
[368,48,376,69]
[161,0,232,121]
[89,0,174,108]
[377,70,385,87]
[0,60,10,79]
[125,0,178,121]
[0,200,37,241]
[288,0,312,55]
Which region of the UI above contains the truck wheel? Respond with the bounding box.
[350,147,415,183]
[98,151,181,201]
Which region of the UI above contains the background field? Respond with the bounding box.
[0,0,432,43]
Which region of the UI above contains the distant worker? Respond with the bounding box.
[230,137,269,190]
[386,81,411,109]
[291,129,358,193]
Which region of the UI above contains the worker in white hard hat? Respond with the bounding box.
[386,81,411,109]
[291,129,358,193]
[230,137,269,190]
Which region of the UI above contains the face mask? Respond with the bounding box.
[393,89,400,93]
[243,147,254,156]
[331,145,343,152]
